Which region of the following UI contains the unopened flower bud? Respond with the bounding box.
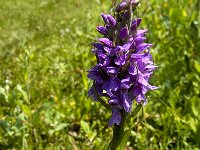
[107,15,117,27]
[96,26,108,35]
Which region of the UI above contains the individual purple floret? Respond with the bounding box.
[88,0,157,126]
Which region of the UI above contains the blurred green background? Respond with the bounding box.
[0,0,199,149]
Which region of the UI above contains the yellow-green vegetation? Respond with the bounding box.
[0,0,199,149]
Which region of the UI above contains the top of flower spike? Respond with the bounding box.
[116,0,139,12]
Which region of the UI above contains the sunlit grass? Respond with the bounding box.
[0,0,200,149]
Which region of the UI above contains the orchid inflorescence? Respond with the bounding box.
[88,0,157,127]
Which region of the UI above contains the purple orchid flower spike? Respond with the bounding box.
[116,0,140,12]
[88,0,157,129]
[88,0,158,149]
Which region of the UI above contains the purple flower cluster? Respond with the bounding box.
[88,0,157,126]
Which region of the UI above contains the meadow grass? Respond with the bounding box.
[0,0,200,149]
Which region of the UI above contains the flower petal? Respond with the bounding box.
[108,108,122,126]
[136,30,148,37]
[91,43,104,50]
[131,18,142,31]
[96,26,107,35]
[119,27,128,39]
[98,53,110,67]
[134,37,146,45]
[101,13,109,24]
[115,55,126,66]
[121,77,131,89]
[107,15,117,27]
[87,66,106,83]
[98,38,113,47]
[107,67,118,75]
[136,43,153,52]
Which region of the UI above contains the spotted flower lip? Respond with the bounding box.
[107,67,118,75]
[88,0,157,126]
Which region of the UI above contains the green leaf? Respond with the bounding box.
[82,71,88,90]
[16,84,29,103]
[15,101,31,116]
[80,120,91,135]
[0,87,6,96]
[48,130,55,136]
[117,129,131,150]
[21,104,31,116]
[145,123,156,132]
[194,60,200,73]
[127,104,142,120]
[55,123,68,131]
[0,120,9,131]
[0,87,7,101]
[189,118,197,132]
[80,122,97,141]
[68,135,77,149]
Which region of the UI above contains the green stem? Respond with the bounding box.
[109,110,126,150]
